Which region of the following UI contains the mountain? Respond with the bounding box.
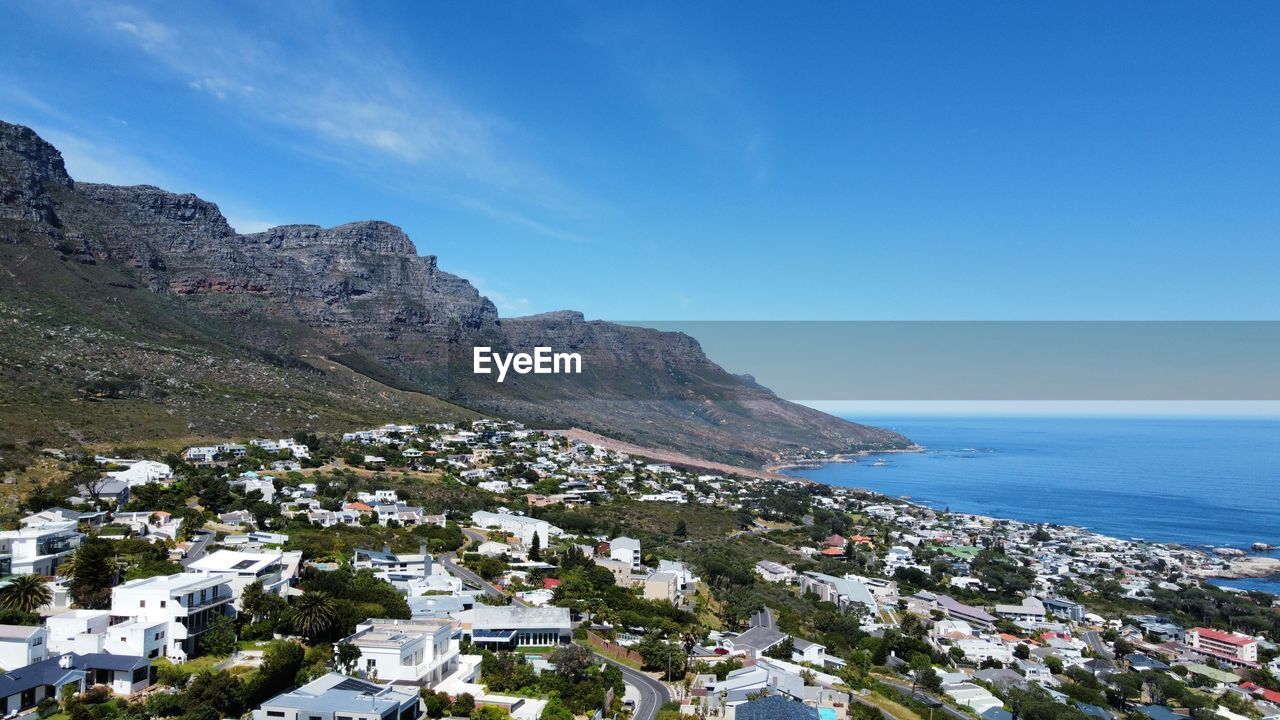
[0,120,911,465]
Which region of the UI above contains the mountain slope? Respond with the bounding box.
[0,120,911,465]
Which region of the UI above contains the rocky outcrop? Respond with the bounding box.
[0,120,73,239]
[0,120,911,466]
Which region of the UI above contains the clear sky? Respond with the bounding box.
[2,1,1278,321]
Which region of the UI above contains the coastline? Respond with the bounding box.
[777,449,1280,592]
[764,444,924,474]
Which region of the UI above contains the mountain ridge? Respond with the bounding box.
[0,119,912,466]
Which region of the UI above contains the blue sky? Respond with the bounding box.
[2,1,1278,321]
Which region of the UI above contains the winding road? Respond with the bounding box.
[444,528,672,720]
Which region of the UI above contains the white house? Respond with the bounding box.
[99,459,173,487]
[609,537,642,568]
[470,511,561,547]
[0,625,47,670]
[754,560,797,584]
[188,549,289,603]
[0,522,82,576]
[110,573,235,662]
[340,618,460,687]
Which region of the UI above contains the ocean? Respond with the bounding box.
[786,415,1280,593]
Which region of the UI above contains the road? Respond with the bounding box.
[874,676,968,720]
[445,528,671,720]
[596,654,670,720]
[1082,630,1113,658]
[750,606,776,629]
[180,529,213,567]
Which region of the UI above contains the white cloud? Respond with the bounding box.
[39,128,166,186]
[88,2,587,232]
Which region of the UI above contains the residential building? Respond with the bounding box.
[251,672,422,720]
[1186,627,1259,666]
[995,596,1047,624]
[797,572,878,616]
[188,550,289,602]
[0,522,82,577]
[453,605,571,649]
[109,573,235,662]
[754,561,797,584]
[470,510,561,547]
[0,625,47,670]
[609,537,642,568]
[0,653,152,714]
[340,618,460,687]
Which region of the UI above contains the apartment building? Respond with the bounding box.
[110,573,235,662]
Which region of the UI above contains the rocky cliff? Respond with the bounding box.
[0,120,911,465]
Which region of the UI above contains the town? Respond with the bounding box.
[1,418,1279,720]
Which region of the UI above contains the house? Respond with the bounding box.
[101,459,172,487]
[755,560,797,584]
[798,572,878,616]
[913,591,997,629]
[340,618,460,687]
[251,672,423,720]
[373,504,427,527]
[735,695,819,720]
[470,511,561,547]
[609,537,642,568]
[1186,627,1259,666]
[1043,596,1085,623]
[995,596,1047,624]
[188,550,290,602]
[21,508,107,530]
[453,605,571,649]
[110,573,236,662]
[0,625,47,670]
[0,652,152,714]
[0,522,83,576]
[111,511,182,541]
[722,626,787,658]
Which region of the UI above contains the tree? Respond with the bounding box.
[67,538,117,609]
[674,519,688,538]
[763,637,795,661]
[529,532,542,562]
[451,693,475,717]
[335,643,362,675]
[421,691,451,719]
[1113,638,1135,664]
[1014,643,1031,660]
[909,653,933,694]
[197,613,237,657]
[0,573,52,613]
[548,644,592,681]
[540,696,573,720]
[290,591,336,640]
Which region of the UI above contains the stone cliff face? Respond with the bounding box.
[0,122,73,238]
[0,120,911,465]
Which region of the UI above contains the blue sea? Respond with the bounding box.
[786,416,1280,594]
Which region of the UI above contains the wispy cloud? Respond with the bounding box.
[579,7,770,182]
[76,1,591,241]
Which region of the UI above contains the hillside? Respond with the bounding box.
[0,120,911,465]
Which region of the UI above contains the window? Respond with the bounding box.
[160,600,166,608]
[266,712,285,718]
[139,600,146,608]
[366,658,377,668]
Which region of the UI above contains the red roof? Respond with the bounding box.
[820,547,846,556]
[543,578,561,589]
[1195,627,1255,646]
[823,534,846,547]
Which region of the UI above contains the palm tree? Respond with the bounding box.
[0,574,53,613]
[290,591,336,640]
